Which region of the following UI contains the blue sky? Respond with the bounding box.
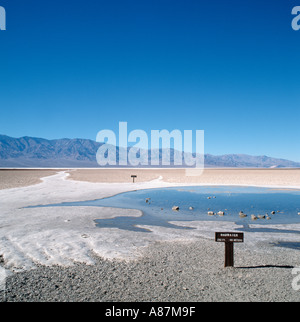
[0,0,299,161]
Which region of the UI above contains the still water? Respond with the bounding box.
[32,186,300,233]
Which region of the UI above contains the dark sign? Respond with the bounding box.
[131,175,137,183]
[215,232,244,243]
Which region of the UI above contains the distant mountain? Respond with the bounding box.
[204,154,300,168]
[0,135,101,167]
[0,135,299,168]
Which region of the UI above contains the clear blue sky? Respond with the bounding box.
[0,0,299,161]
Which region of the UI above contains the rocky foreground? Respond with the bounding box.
[2,239,300,302]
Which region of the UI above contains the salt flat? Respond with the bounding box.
[68,168,300,186]
[0,171,240,269]
[0,169,300,268]
[0,169,300,301]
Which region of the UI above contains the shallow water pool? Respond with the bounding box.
[31,186,300,233]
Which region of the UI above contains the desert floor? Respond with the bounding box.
[67,168,300,187]
[0,170,57,190]
[1,168,300,189]
[0,168,299,302]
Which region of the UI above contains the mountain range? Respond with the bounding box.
[0,135,299,168]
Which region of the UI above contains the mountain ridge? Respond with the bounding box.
[0,135,299,168]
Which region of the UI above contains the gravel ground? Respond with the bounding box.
[2,238,300,302]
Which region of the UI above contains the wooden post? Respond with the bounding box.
[224,241,234,267]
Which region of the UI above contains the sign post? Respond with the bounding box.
[131,175,137,183]
[215,232,244,267]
